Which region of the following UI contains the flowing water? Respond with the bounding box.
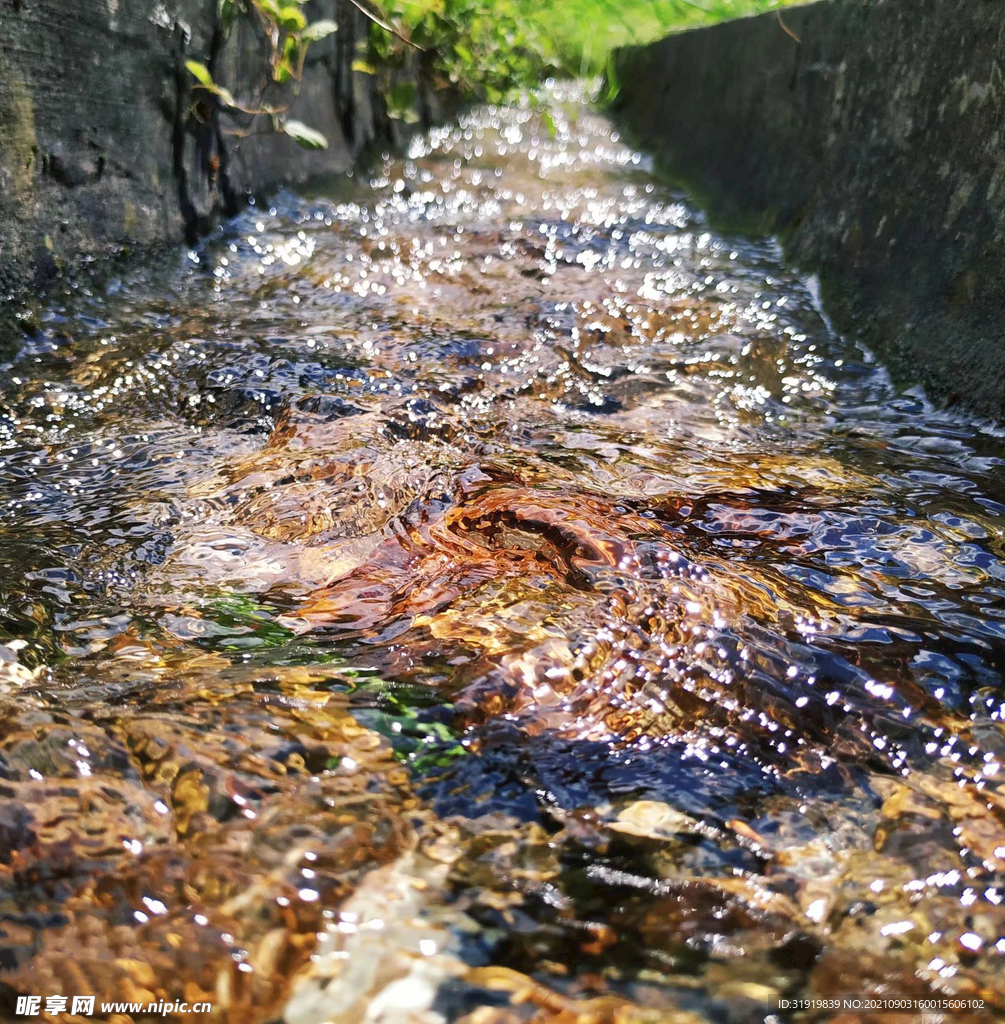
[2,85,1005,1023]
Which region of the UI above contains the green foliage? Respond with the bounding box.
[509,0,804,76]
[185,0,338,149]
[197,593,297,651]
[185,59,215,88]
[347,677,468,772]
[385,81,419,123]
[282,118,329,149]
[301,19,339,44]
[185,59,238,107]
[365,0,556,117]
[186,0,803,153]
[360,0,801,115]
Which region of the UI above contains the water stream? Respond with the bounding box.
[2,85,1004,1022]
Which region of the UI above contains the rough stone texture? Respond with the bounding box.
[613,0,1005,420]
[0,0,434,349]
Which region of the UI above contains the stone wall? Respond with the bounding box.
[0,0,434,348]
[613,0,1005,420]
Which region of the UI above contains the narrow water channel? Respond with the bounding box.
[2,85,1004,1022]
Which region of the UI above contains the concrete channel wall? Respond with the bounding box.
[613,0,1005,420]
[0,0,434,348]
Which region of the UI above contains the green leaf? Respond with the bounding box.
[186,61,237,108]
[386,80,418,123]
[185,60,214,87]
[213,84,238,108]
[274,34,299,82]
[256,0,283,21]
[277,4,307,31]
[219,0,237,33]
[601,50,622,105]
[351,58,376,74]
[301,18,338,44]
[282,119,329,149]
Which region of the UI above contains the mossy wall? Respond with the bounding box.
[614,0,1005,420]
[0,0,431,348]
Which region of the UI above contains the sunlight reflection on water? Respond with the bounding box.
[1,83,1004,1021]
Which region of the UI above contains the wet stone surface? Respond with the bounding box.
[1,84,1005,1022]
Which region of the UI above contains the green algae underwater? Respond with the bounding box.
[1,85,1004,1022]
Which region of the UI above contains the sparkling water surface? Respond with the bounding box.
[1,84,1004,1022]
